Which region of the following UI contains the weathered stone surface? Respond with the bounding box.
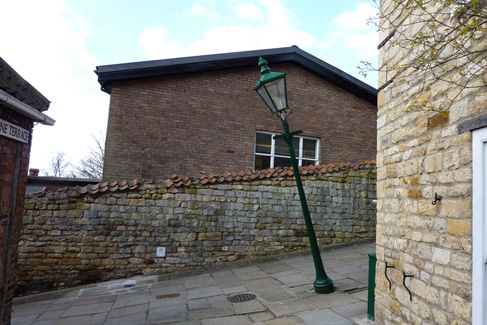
[18,169,376,295]
[375,2,479,324]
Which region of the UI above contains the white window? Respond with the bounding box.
[254,132,319,170]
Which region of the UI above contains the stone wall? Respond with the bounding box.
[16,163,376,295]
[376,1,487,324]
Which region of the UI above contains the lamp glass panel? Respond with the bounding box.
[257,86,277,113]
[265,78,287,111]
[255,133,272,154]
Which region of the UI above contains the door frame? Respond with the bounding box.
[472,126,487,325]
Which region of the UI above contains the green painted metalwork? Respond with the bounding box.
[254,57,334,294]
[253,57,290,119]
[368,253,377,320]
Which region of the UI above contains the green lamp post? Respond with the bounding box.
[253,57,335,294]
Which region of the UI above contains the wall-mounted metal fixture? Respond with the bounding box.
[385,262,395,290]
[403,271,414,301]
[432,193,442,205]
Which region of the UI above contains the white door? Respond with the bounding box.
[473,126,487,325]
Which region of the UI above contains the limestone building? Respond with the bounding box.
[375,1,487,323]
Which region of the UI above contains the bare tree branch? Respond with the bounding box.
[72,132,105,179]
[361,0,487,112]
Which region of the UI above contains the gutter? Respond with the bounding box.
[0,88,55,126]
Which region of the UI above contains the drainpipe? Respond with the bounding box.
[0,89,55,126]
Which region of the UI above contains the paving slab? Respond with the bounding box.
[188,306,236,320]
[249,311,275,322]
[232,266,269,281]
[188,298,211,310]
[245,277,281,291]
[32,320,58,325]
[332,301,368,319]
[212,271,245,288]
[233,299,266,314]
[37,309,66,321]
[265,316,304,325]
[149,295,186,308]
[112,292,150,308]
[307,292,360,309]
[188,286,223,300]
[11,314,37,325]
[351,289,369,301]
[332,265,366,276]
[333,278,366,291]
[200,315,251,325]
[62,302,113,317]
[107,303,149,318]
[147,303,187,324]
[258,262,295,274]
[72,294,117,306]
[284,256,315,268]
[185,274,218,289]
[298,309,354,325]
[347,271,369,284]
[105,313,147,325]
[222,285,247,295]
[275,273,313,287]
[56,312,108,325]
[252,286,296,302]
[208,294,232,308]
[266,299,315,317]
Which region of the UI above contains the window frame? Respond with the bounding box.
[253,131,320,169]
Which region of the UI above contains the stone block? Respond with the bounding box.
[432,247,450,265]
[447,220,471,236]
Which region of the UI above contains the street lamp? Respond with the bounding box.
[254,57,335,294]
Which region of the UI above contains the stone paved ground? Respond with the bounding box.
[12,242,376,325]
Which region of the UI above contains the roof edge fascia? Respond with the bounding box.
[96,46,377,105]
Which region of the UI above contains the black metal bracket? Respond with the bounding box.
[385,262,395,290]
[403,272,414,301]
[432,193,442,205]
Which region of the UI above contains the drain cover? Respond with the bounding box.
[227,293,257,303]
[156,293,180,300]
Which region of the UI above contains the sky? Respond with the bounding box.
[0,0,378,176]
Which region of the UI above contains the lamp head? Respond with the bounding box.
[253,57,290,120]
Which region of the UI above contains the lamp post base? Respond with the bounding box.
[314,277,335,294]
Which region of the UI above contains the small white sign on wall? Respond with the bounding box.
[156,247,166,257]
[0,118,29,143]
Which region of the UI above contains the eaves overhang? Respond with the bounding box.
[95,45,377,105]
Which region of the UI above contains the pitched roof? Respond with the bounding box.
[95,46,377,105]
[0,57,50,111]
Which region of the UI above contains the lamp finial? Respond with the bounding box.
[258,57,270,75]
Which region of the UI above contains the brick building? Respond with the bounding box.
[96,46,377,181]
[375,1,487,324]
[0,57,54,324]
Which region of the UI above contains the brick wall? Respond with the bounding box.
[0,107,32,324]
[17,164,376,295]
[375,1,487,324]
[103,63,377,181]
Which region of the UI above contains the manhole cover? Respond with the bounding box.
[156,293,180,300]
[227,293,257,303]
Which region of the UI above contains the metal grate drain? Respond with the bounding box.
[156,293,180,300]
[227,293,257,303]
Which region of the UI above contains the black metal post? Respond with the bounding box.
[276,119,334,294]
